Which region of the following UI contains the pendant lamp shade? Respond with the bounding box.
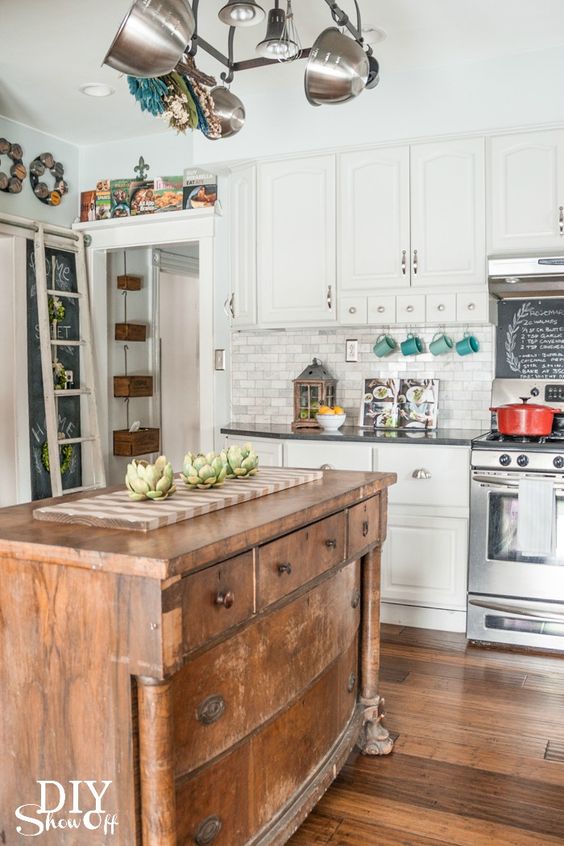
[256,6,298,58]
[218,0,265,27]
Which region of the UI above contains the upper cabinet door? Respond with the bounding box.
[410,138,486,287]
[258,155,336,325]
[489,129,564,254]
[230,164,257,327]
[338,146,410,291]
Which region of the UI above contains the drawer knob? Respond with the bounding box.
[377,305,385,313]
[467,302,476,310]
[320,463,335,470]
[215,590,234,608]
[437,304,445,311]
[412,468,432,480]
[325,538,337,550]
[278,562,292,575]
[195,816,222,846]
[406,305,414,313]
[349,306,357,314]
[362,520,369,538]
[197,695,226,726]
[347,672,356,693]
[351,589,361,609]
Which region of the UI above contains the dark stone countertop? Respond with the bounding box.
[221,423,486,447]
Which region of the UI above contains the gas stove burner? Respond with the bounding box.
[482,431,564,445]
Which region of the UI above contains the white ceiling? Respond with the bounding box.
[2,0,564,146]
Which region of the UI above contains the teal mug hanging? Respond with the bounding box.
[400,333,423,356]
[373,334,397,357]
[456,333,480,356]
[429,332,454,356]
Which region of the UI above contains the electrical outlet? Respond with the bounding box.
[345,339,359,362]
[214,349,226,371]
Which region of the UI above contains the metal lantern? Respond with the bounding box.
[293,358,337,429]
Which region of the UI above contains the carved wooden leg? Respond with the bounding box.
[358,547,394,756]
[137,676,177,845]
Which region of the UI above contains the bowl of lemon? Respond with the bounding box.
[316,406,346,431]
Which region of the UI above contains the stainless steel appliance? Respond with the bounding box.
[488,254,564,298]
[468,378,564,650]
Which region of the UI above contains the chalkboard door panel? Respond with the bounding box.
[410,138,486,287]
[489,129,564,254]
[496,298,564,379]
[27,240,82,500]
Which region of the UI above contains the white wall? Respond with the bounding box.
[192,45,564,165]
[79,130,195,192]
[0,116,79,227]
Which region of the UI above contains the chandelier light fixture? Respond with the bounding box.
[104,0,380,138]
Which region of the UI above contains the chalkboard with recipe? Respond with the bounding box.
[496,298,564,379]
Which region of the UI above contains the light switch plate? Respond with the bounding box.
[345,339,359,362]
[214,349,226,371]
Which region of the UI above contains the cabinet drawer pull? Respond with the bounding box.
[215,590,235,608]
[401,249,407,275]
[377,305,385,313]
[467,301,476,311]
[325,538,337,549]
[348,306,357,314]
[437,304,445,312]
[406,304,414,313]
[560,205,564,235]
[327,284,333,310]
[278,562,292,575]
[197,695,226,726]
[195,815,222,846]
[413,249,418,275]
[412,468,432,480]
[347,672,356,693]
[320,463,334,470]
[362,520,369,538]
[351,589,361,609]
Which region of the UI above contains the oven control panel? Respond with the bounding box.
[545,384,564,403]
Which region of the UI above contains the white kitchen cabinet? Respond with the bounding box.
[384,444,469,509]
[339,296,367,324]
[338,146,410,292]
[258,155,336,325]
[395,293,426,323]
[381,513,468,611]
[223,435,283,467]
[284,441,373,472]
[410,138,486,287]
[456,291,493,324]
[367,295,396,325]
[489,129,564,254]
[425,293,456,324]
[228,164,257,327]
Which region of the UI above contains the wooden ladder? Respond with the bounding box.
[33,224,106,497]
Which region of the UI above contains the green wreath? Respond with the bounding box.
[42,439,73,476]
[48,296,65,323]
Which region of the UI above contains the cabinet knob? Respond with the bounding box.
[195,816,222,846]
[377,305,385,313]
[362,520,369,538]
[467,302,476,311]
[351,589,361,609]
[437,304,445,312]
[348,306,357,314]
[278,562,292,575]
[406,305,414,313]
[215,590,234,608]
[325,538,337,549]
[412,468,432,480]
[320,463,335,470]
[560,205,564,235]
[197,695,226,726]
[347,672,357,693]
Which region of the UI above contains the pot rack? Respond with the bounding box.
[190,0,373,83]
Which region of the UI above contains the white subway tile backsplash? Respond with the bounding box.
[231,324,494,430]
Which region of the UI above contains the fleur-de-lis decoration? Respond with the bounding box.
[134,156,150,180]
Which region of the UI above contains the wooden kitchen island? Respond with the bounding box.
[0,469,395,846]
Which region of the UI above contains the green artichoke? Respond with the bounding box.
[125,455,176,501]
[225,443,259,479]
[182,451,228,490]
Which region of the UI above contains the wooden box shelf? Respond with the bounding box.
[117,274,142,291]
[113,375,153,397]
[115,323,147,342]
[113,427,160,457]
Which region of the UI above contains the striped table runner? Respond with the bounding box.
[33,467,323,532]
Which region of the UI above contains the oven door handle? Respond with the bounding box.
[469,597,564,623]
[472,474,564,493]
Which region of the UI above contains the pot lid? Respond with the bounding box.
[494,400,556,412]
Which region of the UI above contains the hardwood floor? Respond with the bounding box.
[289,625,564,845]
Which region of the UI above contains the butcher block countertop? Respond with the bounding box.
[0,469,395,581]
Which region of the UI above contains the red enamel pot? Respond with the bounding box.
[490,397,560,437]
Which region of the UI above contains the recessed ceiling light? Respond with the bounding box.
[79,83,115,98]
[362,26,387,45]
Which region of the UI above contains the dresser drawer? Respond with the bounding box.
[175,637,358,846]
[348,496,381,558]
[167,552,255,654]
[257,512,345,610]
[171,561,360,777]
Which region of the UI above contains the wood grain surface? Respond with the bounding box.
[289,625,564,846]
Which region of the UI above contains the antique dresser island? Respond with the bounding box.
[0,469,395,846]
